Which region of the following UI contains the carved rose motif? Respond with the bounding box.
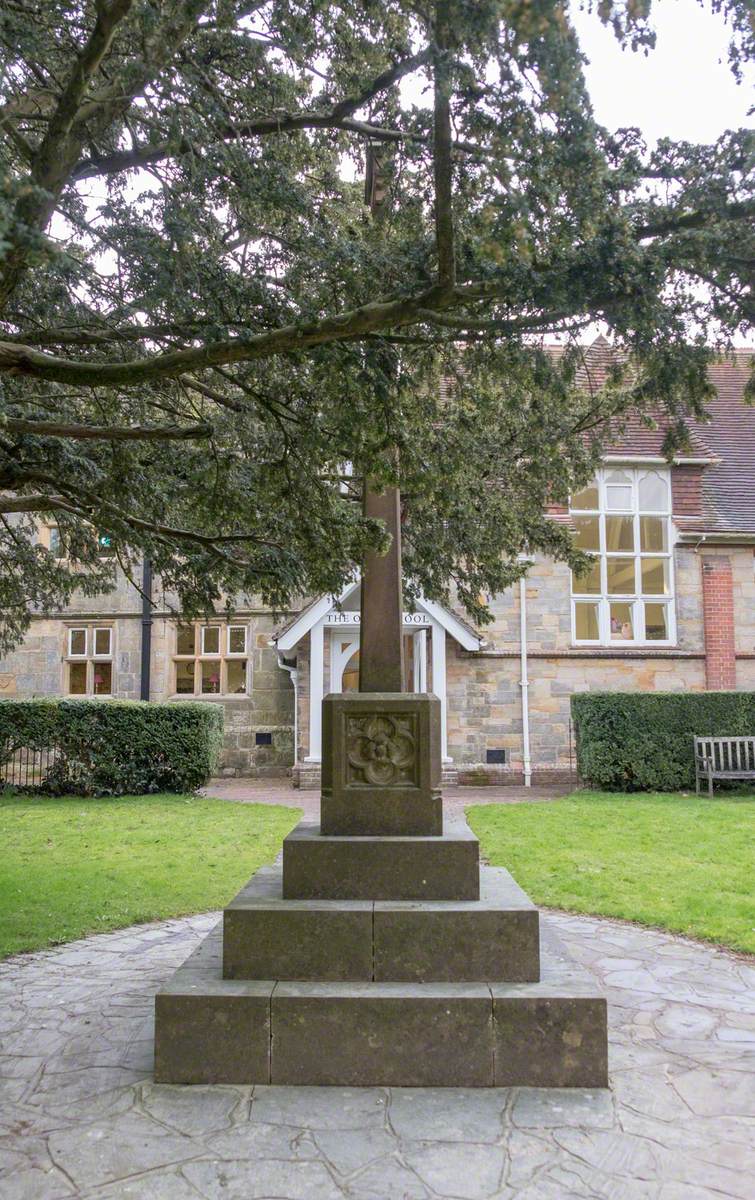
[347,713,416,786]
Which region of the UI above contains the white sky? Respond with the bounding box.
[571,1,753,345]
[571,0,753,144]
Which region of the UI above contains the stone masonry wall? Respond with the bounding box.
[446,544,709,782]
[0,569,296,778]
[149,611,294,776]
[2,541,752,781]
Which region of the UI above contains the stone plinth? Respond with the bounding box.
[271,981,494,1087]
[321,692,442,836]
[154,916,607,1087]
[282,820,479,901]
[224,866,373,981]
[154,689,608,1088]
[154,932,273,1085]
[223,863,539,983]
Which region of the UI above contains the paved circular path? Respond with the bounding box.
[201,778,571,823]
[1,907,753,1199]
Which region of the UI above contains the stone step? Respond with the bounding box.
[281,819,480,901]
[154,923,607,1088]
[223,864,540,983]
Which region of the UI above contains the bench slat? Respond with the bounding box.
[693,735,755,793]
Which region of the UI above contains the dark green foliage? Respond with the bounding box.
[0,699,223,796]
[572,691,755,791]
[0,2,752,652]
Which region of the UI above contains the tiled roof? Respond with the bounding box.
[690,354,755,533]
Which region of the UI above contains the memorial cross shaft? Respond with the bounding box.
[358,475,404,693]
[358,140,405,695]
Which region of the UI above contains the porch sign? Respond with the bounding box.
[326,610,429,626]
[320,467,443,835]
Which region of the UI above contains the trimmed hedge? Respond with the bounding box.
[571,691,755,792]
[0,699,224,796]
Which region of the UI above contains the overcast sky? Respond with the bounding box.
[571,0,753,144]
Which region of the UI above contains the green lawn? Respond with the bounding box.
[467,791,755,955]
[0,792,301,958]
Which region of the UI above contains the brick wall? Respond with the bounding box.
[671,465,704,517]
[701,555,737,689]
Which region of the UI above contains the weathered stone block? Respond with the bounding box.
[223,867,372,980]
[271,982,494,1086]
[154,924,272,1084]
[282,820,480,901]
[321,692,442,836]
[491,930,608,1088]
[373,867,539,982]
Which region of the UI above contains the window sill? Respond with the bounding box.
[572,642,677,650]
[65,694,114,699]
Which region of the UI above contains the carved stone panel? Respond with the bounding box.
[346,712,418,788]
[321,693,442,836]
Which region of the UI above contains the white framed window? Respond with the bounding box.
[65,625,114,695]
[44,526,113,559]
[68,627,88,657]
[48,526,65,558]
[173,622,249,696]
[570,469,675,646]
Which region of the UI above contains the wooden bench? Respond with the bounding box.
[694,736,755,797]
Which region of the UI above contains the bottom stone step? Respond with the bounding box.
[154,924,607,1088]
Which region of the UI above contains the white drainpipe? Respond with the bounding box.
[519,575,532,788]
[276,653,299,767]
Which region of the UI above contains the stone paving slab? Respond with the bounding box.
[1,906,754,1198]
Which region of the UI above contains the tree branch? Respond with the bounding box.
[634,199,755,239]
[416,307,577,333]
[2,322,210,346]
[3,418,213,441]
[432,1,455,295]
[0,494,76,515]
[0,0,209,310]
[72,117,496,180]
[71,48,433,180]
[1,480,282,559]
[0,289,444,386]
[0,0,136,309]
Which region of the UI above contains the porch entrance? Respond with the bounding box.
[273,576,483,766]
[329,628,428,694]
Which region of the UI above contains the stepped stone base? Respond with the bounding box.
[282,820,480,901]
[154,919,606,1087]
[224,863,539,982]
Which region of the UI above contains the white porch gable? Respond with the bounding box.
[274,578,482,763]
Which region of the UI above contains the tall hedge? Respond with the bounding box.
[0,699,224,796]
[571,691,755,792]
